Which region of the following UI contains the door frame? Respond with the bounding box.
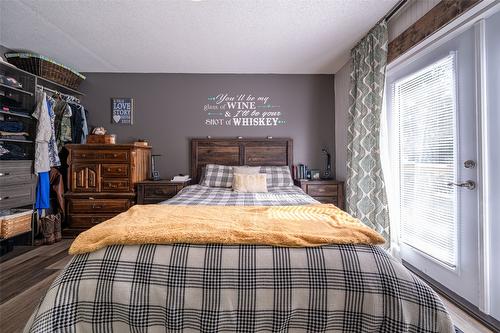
[385,0,500,314]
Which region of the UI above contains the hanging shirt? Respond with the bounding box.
[35,171,50,213]
[53,100,72,150]
[69,103,86,144]
[81,106,88,144]
[32,92,51,174]
[46,98,61,167]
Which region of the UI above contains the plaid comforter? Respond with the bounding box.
[25,186,454,333]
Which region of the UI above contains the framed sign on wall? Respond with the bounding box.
[111,97,134,125]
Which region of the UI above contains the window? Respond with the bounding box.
[392,54,457,267]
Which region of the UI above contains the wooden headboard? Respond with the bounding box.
[191,138,293,183]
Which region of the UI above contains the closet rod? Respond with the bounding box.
[36,84,81,104]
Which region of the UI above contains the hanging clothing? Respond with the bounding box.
[81,107,88,144]
[35,171,50,213]
[69,103,88,144]
[50,167,65,216]
[32,91,51,174]
[53,100,72,150]
[46,98,61,167]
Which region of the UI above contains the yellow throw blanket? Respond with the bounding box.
[69,204,385,254]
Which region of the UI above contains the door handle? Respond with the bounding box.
[447,180,476,190]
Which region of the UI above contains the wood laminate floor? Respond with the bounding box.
[0,240,494,333]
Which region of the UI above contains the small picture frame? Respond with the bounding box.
[311,169,321,180]
[111,97,134,125]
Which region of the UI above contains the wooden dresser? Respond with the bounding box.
[65,144,151,234]
[295,179,345,210]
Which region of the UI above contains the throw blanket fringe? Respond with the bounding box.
[69,204,385,254]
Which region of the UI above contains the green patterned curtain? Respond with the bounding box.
[346,21,390,242]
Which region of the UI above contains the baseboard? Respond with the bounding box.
[403,261,500,332]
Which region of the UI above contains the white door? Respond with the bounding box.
[386,26,479,306]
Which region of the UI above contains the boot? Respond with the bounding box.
[53,213,62,242]
[41,216,55,245]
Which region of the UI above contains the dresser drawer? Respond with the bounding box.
[102,179,130,192]
[306,184,338,197]
[68,214,115,229]
[0,183,35,209]
[68,198,131,213]
[0,161,34,187]
[72,150,98,160]
[312,196,338,205]
[71,150,129,162]
[102,164,129,177]
[144,185,178,198]
[99,151,129,162]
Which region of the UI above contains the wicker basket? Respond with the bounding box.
[0,209,32,239]
[4,52,85,90]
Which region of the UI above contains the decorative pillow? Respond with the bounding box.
[259,166,294,187]
[232,166,261,175]
[233,173,268,193]
[200,164,233,187]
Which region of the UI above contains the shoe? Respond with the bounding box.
[41,216,55,245]
[53,213,62,242]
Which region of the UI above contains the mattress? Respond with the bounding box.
[25,185,454,332]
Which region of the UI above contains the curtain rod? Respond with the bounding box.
[379,0,409,24]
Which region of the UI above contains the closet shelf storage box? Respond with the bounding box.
[0,209,32,239]
[4,52,85,90]
[65,144,151,235]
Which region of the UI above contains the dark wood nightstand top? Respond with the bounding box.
[294,179,344,186]
[136,179,191,185]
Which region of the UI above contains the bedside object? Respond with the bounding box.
[321,148,333,179]
[151,154,161,180]
[136,180,190,204]
[295,179,344,209]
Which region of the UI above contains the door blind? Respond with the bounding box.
[393,54,458,267]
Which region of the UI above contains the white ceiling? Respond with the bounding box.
[0,0,398,74]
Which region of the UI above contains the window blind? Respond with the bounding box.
[393,54,457,267]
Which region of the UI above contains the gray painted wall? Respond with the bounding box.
[334,61,351,181]
[80,73,335,179]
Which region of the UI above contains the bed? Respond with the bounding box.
[25,138,454,332]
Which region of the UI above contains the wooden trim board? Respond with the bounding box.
[388,0,483,62]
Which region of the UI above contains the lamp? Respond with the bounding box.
[321,148,333,179]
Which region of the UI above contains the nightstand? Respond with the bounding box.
[136,180,190,204]
[295,179,345,210]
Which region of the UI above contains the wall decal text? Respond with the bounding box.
[204,93,284,127]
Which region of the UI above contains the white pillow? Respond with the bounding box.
[232,173,268,193]
[232,166,261,175]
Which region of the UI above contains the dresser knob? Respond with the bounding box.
[0,172,10,177]
[107,168,111,172]
[113,154,118,158]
